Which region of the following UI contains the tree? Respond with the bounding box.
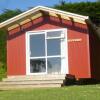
[97,0,100,2]
[0,9,22,22]
[54,2,100,26]
[59,0,66,5]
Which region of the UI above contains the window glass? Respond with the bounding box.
[47,39,61,56]
[30,34,45,57]
[47,57,61,74]
[30,59,46,73]
[47,31,62,38]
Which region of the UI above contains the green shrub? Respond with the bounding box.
[0,29,7,80]
[0,63,6,80]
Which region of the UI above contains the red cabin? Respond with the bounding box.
[0,6,100,81]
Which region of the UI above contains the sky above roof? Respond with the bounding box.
[0,0,96,13]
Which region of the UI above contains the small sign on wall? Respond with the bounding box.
[68,38,82,42]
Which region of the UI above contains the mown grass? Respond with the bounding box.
[0,84,100,100]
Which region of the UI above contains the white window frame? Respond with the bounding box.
[26,28,69,75]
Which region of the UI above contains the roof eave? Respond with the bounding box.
[0,6,89,29]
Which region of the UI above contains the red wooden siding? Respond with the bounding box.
[68,29,91,78]
[7,29,26,75]
[7,16,91,79]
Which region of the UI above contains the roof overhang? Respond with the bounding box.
[0,6,89,30]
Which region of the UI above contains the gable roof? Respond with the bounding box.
[0,6,88,29]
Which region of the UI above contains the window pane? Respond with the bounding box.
[30,34,45,57]
[47,39,61,56]
[47,31,62,38]
[30,59,46,73]
[47,57,61,74]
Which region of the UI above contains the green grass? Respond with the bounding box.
[0,85,100,100]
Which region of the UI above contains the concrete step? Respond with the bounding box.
[3,74,66,82]
[0,80,63,85]
[0,84,61,90]
[0,74,66,90]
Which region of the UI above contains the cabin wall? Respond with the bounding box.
[7,28,26,75]
[68,29,91,79]
[7,16,91,79]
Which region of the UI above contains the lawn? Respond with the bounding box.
[0,85,100,100]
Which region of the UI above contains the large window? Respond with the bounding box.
[26,29,68,75]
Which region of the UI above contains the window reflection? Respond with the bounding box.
[30,59,46,73]
[47,57,61,74]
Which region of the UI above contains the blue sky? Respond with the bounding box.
[0,0,96,13]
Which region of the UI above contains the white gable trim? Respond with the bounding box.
[0,6,88,28]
